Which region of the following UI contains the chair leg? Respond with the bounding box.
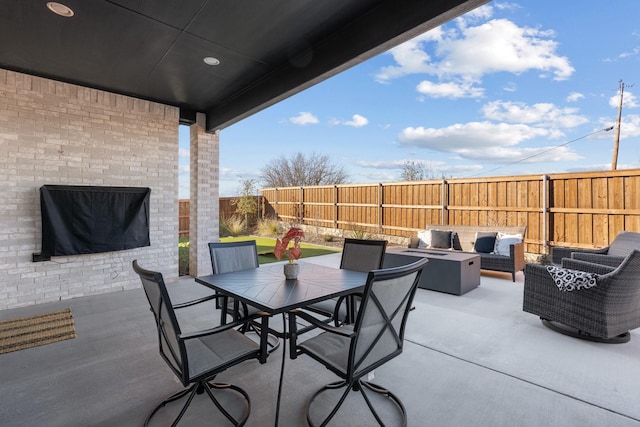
[359,380,407,427]
[144,380,251,426]
[306,379,407,427]
[204,381,252,426]
[144,383,199,427]
[307,381,352,427]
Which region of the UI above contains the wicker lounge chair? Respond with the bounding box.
[523,250,640,343]
[551,231,640,266]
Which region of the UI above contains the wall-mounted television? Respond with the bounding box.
[34,185,151,261]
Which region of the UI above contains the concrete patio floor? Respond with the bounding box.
[1,252,639,427]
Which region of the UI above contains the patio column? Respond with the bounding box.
[189,113,219,276]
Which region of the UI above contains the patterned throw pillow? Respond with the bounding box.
[546,266,599,291]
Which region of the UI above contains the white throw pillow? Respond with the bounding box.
[417,229,431,248]
[493,233,522,256]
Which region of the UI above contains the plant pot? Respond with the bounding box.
[283,263,300,280]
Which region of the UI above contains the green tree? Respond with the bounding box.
[261,152,349,187]
[231,179,258,225]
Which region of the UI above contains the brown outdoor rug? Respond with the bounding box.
[0,308,76,354]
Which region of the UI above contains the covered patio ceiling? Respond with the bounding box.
[0,0,487,132]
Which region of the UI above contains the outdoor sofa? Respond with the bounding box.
[409,224,526,282]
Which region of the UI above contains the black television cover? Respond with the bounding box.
[39,185,151,258]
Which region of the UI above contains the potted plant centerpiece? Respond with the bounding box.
[274,226,305,279]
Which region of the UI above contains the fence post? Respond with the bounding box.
[441,178,448,225]
[378,183,383,234]
[542,174,549,255]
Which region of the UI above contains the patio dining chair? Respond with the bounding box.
[303,238,387,327]
[132,260,267,426]
[208,241,280,351]
[288,258,428,426]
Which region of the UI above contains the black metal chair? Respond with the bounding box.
[132,260,267,426]
[304,238,387,326]
[208,241,280,351]
[523,250,640,343]
[288,258,428,426]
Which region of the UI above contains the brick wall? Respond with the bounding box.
[0,69,180,310]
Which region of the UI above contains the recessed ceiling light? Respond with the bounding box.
[47,2,74,17]
[203,57,221,66]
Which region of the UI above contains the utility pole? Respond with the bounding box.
[612,80,626,170]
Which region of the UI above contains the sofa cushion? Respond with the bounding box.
[430,230,452,249]
[474,232,497,253]
[493,233,522,256]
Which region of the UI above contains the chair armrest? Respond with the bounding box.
[179,311,268,341]
[571,253,625,267]
[551,246,608,265]
[561,258,616,275]
[289,308,355,359]
[172,293,219,309]
[510,242,525,270]
[290,308,355,337]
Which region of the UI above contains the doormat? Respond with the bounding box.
[0,308,76,354]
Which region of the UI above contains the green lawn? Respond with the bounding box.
[178,235,340,275]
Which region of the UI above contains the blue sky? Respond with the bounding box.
[179,0,640,198]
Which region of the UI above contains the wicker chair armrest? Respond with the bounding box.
[551,246,607,265]
[561,258,616,275]
[571,253,625,267]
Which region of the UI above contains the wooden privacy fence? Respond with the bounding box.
[179,196,266,237]
[261,169,640,255]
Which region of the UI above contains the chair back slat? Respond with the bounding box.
[349,258,427,379]
[208,241,259,274]
[340,238,387,273]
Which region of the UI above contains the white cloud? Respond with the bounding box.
[416,80,484,98]
[344,114,369,128]
[398,121,555,152]
[179,147,189,158]
[436,19,573,81]
[455,145,582,163]
[289,112,319,125]
[374,32,442,83]
[503,82,517,92]
[481,100,588,128]
[609,91,638,109]
[566,92,584,102]
[375,11,574,95]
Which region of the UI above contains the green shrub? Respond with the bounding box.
[220,215,246,237]
[322,234,334,242]
[255,217,280,237]
[350,228,369,240]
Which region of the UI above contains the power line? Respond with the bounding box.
[466,126,614,178]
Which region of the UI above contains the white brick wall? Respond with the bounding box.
[0,69,180,310]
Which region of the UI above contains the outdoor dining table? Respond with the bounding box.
[195,261,368,426]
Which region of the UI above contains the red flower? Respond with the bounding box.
[274,227,305,264]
